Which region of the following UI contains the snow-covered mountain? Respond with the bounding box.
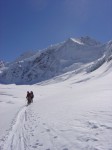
[0,36,111,84]
[0,37,112,150]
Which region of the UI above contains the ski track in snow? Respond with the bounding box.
[2,106,28,150]
[1,103,112,150]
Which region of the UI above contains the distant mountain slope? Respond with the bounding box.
[86,40,112,73]
[14,50,37,62]
[0,60,8,73]
[0,36,111,84]
[0,61,5,68]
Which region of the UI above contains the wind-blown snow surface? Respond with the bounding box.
[0,59,112,150]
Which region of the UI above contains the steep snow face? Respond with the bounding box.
[0,37,111,84]
[86,41,112,73]
[55,37,103,64]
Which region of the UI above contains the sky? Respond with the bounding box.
[0,0,112,62]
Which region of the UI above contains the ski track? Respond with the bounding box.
[2,106,28,150]
[1,103,112,150]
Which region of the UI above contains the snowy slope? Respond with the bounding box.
[0,56,112,150]
[0,36,107,84]
[0,36,112,149]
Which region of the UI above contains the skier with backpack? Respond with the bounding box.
[26,91,34,105]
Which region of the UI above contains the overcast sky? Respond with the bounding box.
[0,0,112,61]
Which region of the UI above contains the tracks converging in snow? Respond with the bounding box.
[2,106,28,150]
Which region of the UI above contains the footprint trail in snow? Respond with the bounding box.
[2,103,112,150]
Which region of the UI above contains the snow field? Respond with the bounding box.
[0,62,112,150]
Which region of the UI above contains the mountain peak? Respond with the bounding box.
[65,36,101,46]
[0,36,110,84]
[66,38,83,45]
[79,36,101,46]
